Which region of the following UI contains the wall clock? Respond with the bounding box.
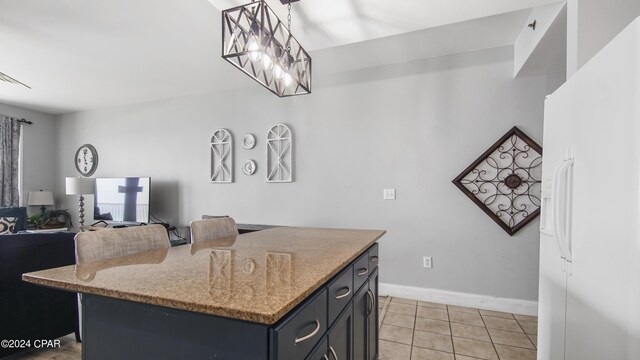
[242,134,256,150]
[75,144,99,177]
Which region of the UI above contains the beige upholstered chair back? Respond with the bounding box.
[190,217,239,244]
[75,224,170,264]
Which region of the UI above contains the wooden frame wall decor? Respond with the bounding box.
[210,129,233,183]
[452,126,543,235]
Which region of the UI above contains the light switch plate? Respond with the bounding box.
[383,188,396,200]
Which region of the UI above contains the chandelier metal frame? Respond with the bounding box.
[222,0,312,97]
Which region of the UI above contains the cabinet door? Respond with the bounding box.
[352,284,368,360]
[306,336,328,360]
[328,304,353,360]
[367,269,379,360]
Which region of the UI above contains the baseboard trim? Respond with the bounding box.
[379,283,538,316]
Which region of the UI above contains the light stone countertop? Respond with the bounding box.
[23,227,385,324]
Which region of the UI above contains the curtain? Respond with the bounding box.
[0,115,21,207]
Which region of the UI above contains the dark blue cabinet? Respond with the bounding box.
[353,282,369,360]
[328,303,353,360]
[368,269,379,360]
[306,336,328,360]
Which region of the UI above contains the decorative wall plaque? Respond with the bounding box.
[242,160,257,176]
[266,124,293,183]
[242,134,256,150]
[210,129,233,183]
[453,126,542,235]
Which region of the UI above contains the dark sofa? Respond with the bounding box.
[0,231,79,358]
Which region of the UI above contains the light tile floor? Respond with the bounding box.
[378,296,538,360]
[6,296,537,360]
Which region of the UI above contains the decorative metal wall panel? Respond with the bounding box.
[266,124,293,183]
[453,127,543,235]
[222,1,311,97]
[211,129,233,183]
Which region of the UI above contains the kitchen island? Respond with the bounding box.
[23,227,384,360]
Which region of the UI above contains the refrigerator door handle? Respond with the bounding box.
[553,159,574,263]
[540,179,554,236]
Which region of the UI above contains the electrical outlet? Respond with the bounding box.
[383,188,396,200]
[423,256,432,269]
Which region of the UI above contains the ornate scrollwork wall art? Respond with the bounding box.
[452,126,543,235]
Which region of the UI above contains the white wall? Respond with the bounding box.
[567,0,640,77]
[0,102,57,213]
[514,2,566,77]
[55,45,563,302]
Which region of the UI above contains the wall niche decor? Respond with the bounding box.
[266,124,293,183]
[452,126,542,235]
[210,129,233,183]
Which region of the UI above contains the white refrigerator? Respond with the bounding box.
[537,17,640,360]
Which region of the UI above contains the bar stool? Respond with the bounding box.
[190,217,239,244]
[75,224,170,264]
[73,224,170,341]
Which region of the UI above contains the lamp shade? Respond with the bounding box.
[65,177,95,195]
[27,190,54,206]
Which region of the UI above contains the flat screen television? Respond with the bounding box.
[94,177,151,223]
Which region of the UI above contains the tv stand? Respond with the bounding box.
[80,222,176,232]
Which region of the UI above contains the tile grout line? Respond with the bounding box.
[378,296,392,331]
[479,312,502,360]
[409,298,417,359]
[514,317,536,350]
[446,304,456,358]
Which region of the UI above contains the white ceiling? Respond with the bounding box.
[0,0,562,115]
[209,0,562,51]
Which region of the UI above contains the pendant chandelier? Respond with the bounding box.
[222,0,311,97]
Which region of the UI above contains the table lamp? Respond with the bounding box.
[27,190,54,216]
[65,177,95,228]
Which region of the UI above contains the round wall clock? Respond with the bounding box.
[242,160,256,175]
[75,144,98,177]
[242,134,256,150]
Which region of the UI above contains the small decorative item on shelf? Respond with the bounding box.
[452,126,543,235]
[27,209,73,230]
[211,129,233,183]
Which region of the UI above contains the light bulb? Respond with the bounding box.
[283,73,294,87]
[273,64,285,80]
[261,54,273,70]
[247,37,262,62]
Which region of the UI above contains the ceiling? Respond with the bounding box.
[0,0,562,115]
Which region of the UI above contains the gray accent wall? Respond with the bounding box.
[0,102,57,213]
[55,45,563,302]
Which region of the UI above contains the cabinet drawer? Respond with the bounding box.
[272,288,328,360]
[327,266,353,326]
[353,254,369,292]
[368,243,379,271]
